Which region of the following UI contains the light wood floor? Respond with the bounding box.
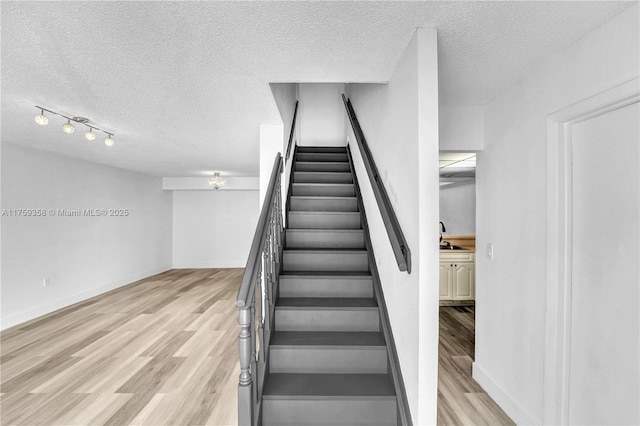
[1,269,241,426]
[438,306,515,426]
[2,270,514,426]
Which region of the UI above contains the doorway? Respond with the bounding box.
[437,152,513,423]
[438,152,477,305]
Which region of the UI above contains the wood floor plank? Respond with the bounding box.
[72,356,153,394]
[0,268,242,426]
[438,306,515,426]
[2,392,89,425]
[56,393,133,426]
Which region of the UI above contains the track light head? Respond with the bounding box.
[35,109,48,125]
[62,119,75,134]
[85,128,96,141]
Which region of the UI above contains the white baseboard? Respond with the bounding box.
[1,265,172,331]
[171,262,245,269]
[472,362,539,426]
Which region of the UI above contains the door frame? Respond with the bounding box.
[543,77,639,425]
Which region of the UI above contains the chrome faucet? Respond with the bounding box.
[439,221,446,243]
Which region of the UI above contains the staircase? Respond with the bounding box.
[261,146,398,426]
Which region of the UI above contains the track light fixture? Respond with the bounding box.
[34,105,116,147]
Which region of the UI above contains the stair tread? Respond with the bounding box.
[263,373,395,398]
[295,161,350,165]
[290,196,357,200]
[292,183,353,186]
[271,331,385,347]
[289,211,359,215]
[284,247,367,254]
[297,146,347,151]
[297,152,347,156]
[277,298,377,308]
[286,228,363,233]
[280,271,372,277]
[294,171,350,175]
[296,158,348,163]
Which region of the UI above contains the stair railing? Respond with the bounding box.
[284,100,299,228]
[236,153,283,426]
[342,94,412,273]
[285,100,299,161]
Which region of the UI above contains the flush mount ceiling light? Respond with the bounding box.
[208,172,226,189]
[34,106,116,147]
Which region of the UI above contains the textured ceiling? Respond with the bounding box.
[1,1,633,176]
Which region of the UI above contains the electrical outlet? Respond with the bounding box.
[486,243,494,260]
[42,278,49,287]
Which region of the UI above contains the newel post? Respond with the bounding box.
[237,306,253,426]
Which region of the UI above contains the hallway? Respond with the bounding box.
[438,306,514,425]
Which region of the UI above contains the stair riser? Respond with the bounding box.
[294,172,353,184]
[292,184,355,197]
[296,153,348,163]
[275,309,379,332]
[288,213,361,230]
[270,348,387,374]
[262,399,397,426]
[279,277,373,298]
[283,252,369,272]
[295,162,351,172]
[290,197,358,212]
[285,230,364,249]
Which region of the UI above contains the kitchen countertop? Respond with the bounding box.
[440,246,475,252]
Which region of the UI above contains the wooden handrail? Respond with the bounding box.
[285,101,299,161]
[342,94,412,273]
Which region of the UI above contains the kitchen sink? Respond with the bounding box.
[440,245,466,250]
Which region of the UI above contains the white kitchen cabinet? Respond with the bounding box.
[439,252,475,302]
[439,263,453,299]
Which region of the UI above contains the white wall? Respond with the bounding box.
[298,83,347,147]
[439,104,484,151]
[1,143,173,330]
[475,5,639,425]
[0,139,3,325]
[269,83,298,154]
[346,28,439,425]
[260,124,284,205]
[440,183,475,235]
[172,190,259,268]
[269,83,299,203]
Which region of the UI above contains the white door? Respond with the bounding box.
[568,101,639,425]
